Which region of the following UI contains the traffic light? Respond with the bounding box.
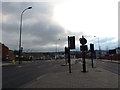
[80,45,88,51]
[65,47,69,54]
[90,44,94,52]
[68,36,75,49]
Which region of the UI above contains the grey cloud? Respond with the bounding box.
[91,37,118,50]
[101,41,118,50]
[2,2,54,19]
[99,37,115,44]
[2,2,86,52]
[2,22,19,33]
[2,2,68,51]
[92,37,115,44]
[22,20,65,40]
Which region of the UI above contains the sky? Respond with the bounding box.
[1,0,119,52]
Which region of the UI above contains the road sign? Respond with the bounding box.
[79,37,87,45]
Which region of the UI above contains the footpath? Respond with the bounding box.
[1,61,35,67]
[100,59,120,64]
[22,61,119,88]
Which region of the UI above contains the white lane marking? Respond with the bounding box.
[17,66,22,68]
[36,73,52,80]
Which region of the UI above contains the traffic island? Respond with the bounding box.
[22,66,118,88]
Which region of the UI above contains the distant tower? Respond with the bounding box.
[106,46,109,55]
[106,46,109,51]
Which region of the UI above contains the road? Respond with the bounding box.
[2,60,67,88]
[85,59,119,75]
[2,59,119,88]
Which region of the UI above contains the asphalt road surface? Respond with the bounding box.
[2,59,119,88]
[95,60,119,75]
[2,60,67,88]
[84,59,119,75]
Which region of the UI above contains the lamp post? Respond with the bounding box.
[94,36,101,58]
[19,7,32,64]
[56,39,60,60]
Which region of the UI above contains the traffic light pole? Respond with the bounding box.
[90,44,94,68]
[67,36,75,73]
[68,48,71,73]
[82,45,86,72]
[91,52,94,68]
[68,36,72,73]
[79,36,87,72]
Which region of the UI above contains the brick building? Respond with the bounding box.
[2,43,9,61]
[1,43,15,61]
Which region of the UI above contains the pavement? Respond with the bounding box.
[1,59,77,67]
[1,59,119,67]
[100,59,120,64]
[21,62,119,88]
[0,62,13,66]
[1,61,35,66]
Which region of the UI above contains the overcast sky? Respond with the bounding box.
[1,0,119,52]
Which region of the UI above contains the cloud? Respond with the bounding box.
[92,37,118,50]
[2,1,118,52]
[2,2,81,52]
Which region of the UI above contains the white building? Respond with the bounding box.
[116,48,120,54]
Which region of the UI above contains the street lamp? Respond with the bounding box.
[56,39,60,60]
[19,7,32,64]
[94,36,101,58]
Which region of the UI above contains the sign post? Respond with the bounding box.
[65,47,68,65]
[68,36,75,73]
[90,44,94,68]
[79,36,87,72]
[68,36,71,73]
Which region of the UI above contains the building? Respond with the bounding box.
[99,47,120,60]
[116,47,120,54]
[1,43,15,61]
[95,50,108,59]
[22,51,79,60]
[2,44,9,61]
[8,50,16,60]
[22,52,55,60]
